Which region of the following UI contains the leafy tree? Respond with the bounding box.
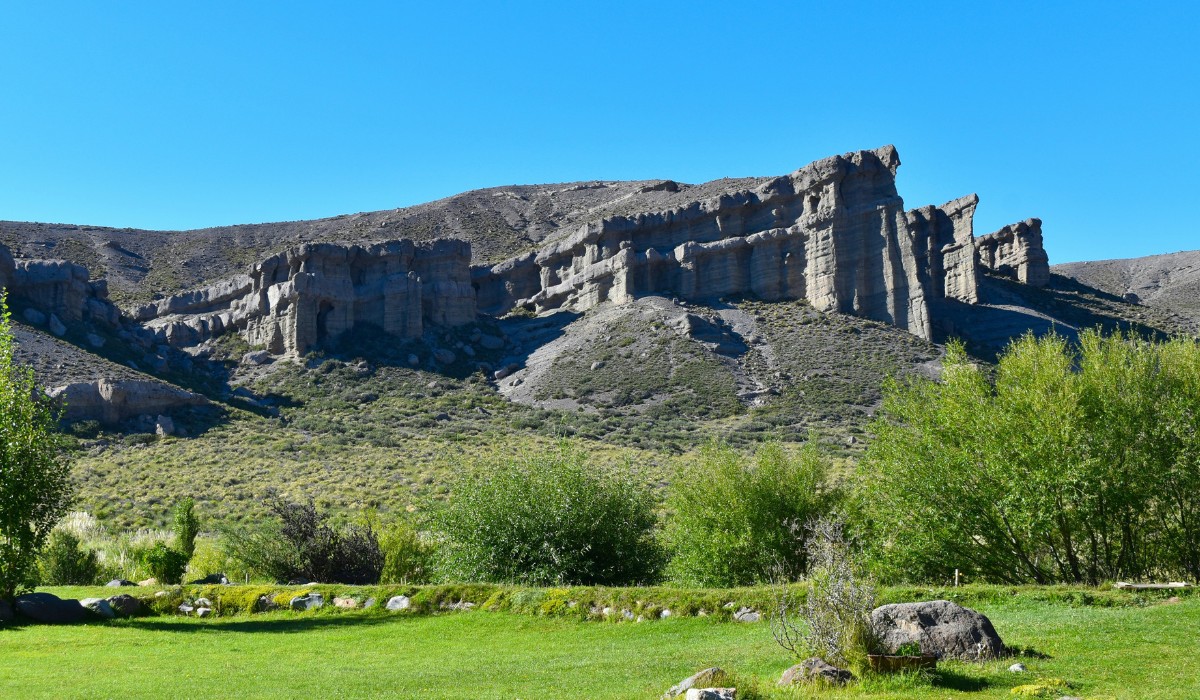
[38,530,99,586]
[0,293,72,600]
[666,441,838,586]
[858,331,1200,584]
[173,497,199,559]
[435,445,662,585]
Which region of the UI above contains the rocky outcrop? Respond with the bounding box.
[45,379,209,426]
[140,239,476,356]
[0,243,123,329]
[474,146,1007,341]
[976,218,1049,286]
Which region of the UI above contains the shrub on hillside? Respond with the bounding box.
[38,530,100,585]
[140,542,189,584]
[223,494,383,584]
[859,331,1200,584]
[379,517,436,584]
[435,445,662,585]
[665,441,839,587]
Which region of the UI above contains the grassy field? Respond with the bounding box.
[2,592,1196,699]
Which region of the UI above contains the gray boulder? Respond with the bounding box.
[14,593,89,624]
[48,313,66,336]
[732,607,760,623]
[684,690,735,700]
[779,658,853,685]
[80,598,116,619]
[871,600,1004,660]
[22,308,47,326]
[290,593,324,611]
[663,668,727,698]
[106,594,142,617]
[106,579,137,587]
[386,596,411,612]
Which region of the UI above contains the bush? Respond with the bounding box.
[435,445,662,585]
[223,494,383,584]
[379,517,435,584]
[38,530,99,585]
[859,332,1200,584]
[173,497,199,559]
[0,293,73,599]
[141,542,189,584]
[772,517,878,674]
[665,441,838,587]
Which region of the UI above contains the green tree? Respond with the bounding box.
[665,441,838,586]
[858,331,1200,584]
[173,497,199,559]
[435,445,662,585]
[0,292,73,600]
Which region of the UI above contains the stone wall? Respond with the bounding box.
[474,146,1000,341]
[142,239,476,356]
[976,219,1050,286]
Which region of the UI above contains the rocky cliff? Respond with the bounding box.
[474,147,987,341]
[0,242,123,333]
[139,239,476,356]
[976,218,1050,286]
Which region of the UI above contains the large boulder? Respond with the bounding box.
[290,593,324,611]
[45,379,208,426]
[870,600,1004,660]
[779,658,853,686]
[14,593,89,624]
[80,598,116,619]
[106,594,142,617]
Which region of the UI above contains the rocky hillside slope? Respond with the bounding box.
[1055,251,1200,329]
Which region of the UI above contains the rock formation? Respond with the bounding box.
[0,242,122,329]
[473,146,1002,341]
[976,218,1050,286]
[45,379,209,426]
[139,239,476,356]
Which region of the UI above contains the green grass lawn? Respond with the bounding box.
[1,596,1196,699]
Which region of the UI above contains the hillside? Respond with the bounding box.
[1054,250,1200,329]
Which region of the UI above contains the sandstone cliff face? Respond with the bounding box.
[0,242,122,329]
[46,379,208,426]
[141,239,475,356]
[474,146,992,341]
[976,219,1050,286]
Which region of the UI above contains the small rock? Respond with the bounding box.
[407,354,420,367]
[685,690,735,700]
[434,412,451,421]
[660,609,672,619]
[242,350,272,366]
[1009,663,1027,673]
[106,595,141,617]
[22,308,47,326]
[433,349,456,365]
[80,598,116,619]
[478,334,505,350]
[590,361,605,370]
[732,607,760,623]
[86,333,106,349]
[663,668,727,698]
[254,595,279,613]
[49,314,67,336]
[106,579,137,587]
[334,597,358,609]
[194,598,213,608]
[154,415,175,437]
[622,609,634,620]
[386,596,411,612]
[196,607,212,618]
[461,345,476,357]
[138,578,158,587]
[779,658,853,686]
[363,598,377,609]
[178,604,194,615]
[290,593,324,611]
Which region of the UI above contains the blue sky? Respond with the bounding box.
[0,1,1195,264]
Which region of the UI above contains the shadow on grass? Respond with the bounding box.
[120,613,413,635]
[933,669,990,692]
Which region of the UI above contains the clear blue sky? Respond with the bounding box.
[1,1,1195,264]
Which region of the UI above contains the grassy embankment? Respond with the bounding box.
[2,586,1195,699]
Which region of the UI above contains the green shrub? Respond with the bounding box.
[665,441,838,587]
[435,445,662,585]
[173,497,199,559]
[859,332,1200,584]
[38,530,100,585]
[222,494,383,584]
[379,518,435,584]
[141,542,189,584]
